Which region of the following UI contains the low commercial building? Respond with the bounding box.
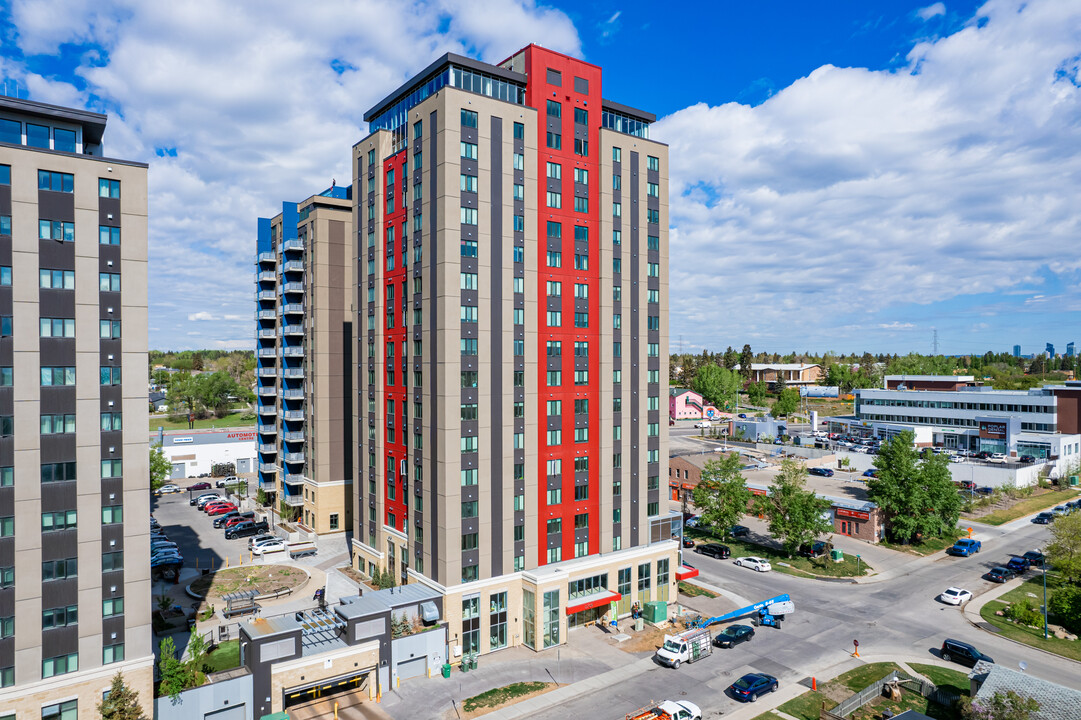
[154,427,258,480]
[734,417,787,441]
[884,375,976,391]
[748,483,883,543]
[735,363,823,388]
[670,388,722,420]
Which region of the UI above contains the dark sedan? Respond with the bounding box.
[1006,557,1029,574]
[1032,512,1054,525]
[985,566,1015,583]
[728,673,778,702]
[729,525,750,538]
[681,537,695,548]
[714,624,754,648]
[187,481,212,491]
[1023,550,1045,567]
[808,467,834,477]
[695,543,731,559]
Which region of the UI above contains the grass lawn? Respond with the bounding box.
[833,662,902,692]
[995,574,1064,604]
[907,663,970,696]
[750,713,789,720]
[149,411,255,432]
[879,530,961,557]
[463,681,551,712]
[203,639,240,673]
[678,581,717,598]
[777,690,831,720]
[686,529,872,578]
[976,489,1080,525]
[980,599,1081,662]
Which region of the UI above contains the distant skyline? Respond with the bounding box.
[1,0,1079,354]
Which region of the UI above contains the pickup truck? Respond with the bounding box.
[626,700,702,720]
[655,628,712,668]
[946,538,982,557]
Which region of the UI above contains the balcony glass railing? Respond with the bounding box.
[282,239,304,252]
[282,410,305,421]
[282,389,304,400]
[257,329,276,339]
[257,367,277,377]
[257,310,276,320]
[283,452,305,463]
[284,473,305,484]
[281,494,305,507]
[283,324,304,335]
[257,251,277,263]
[282,431,305,442]
[283,261,305,272]
[257,290,276,300]
[282,282,305,294]
[259,462,279,472]
[257,271,277,282]
[256,348,276,358]
[257,424,276,434]
[257,405,277,416]
[256,386,276,396]
[257,443,277,453]
[282,347,304,357]
[281,368,305,378]
[281,303,304,315]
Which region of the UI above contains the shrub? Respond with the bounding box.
[1004,599,1042,627]
[1048,584,1081,633]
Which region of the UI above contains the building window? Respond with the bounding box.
[547,161,562,179]
[542,590,560,648]
[647,501,660,516]
[461,239,478,257]
[461,109,478,128]
[574,196,588,212]
[574,107,588,124]
[547,488,562,505]
[490,591,508,650]
[546,99,561,118]
[38,171,74,193]
[102,597,124,618]
[41,699,78,720]
[40,414,75,435]
[39,219,75,241]
[40,268,75,289]
[460,174,478,192]
[100,320,122,339]
[547,546,561,563]
[613,174,621,190]
[462,596,480,650]
[39,318,75,338]
[100,366,122,385]
[546,191,561,208]
[42,558,77,580]
[460,141,478,159]
[573,138,588,156]
[102,459,123,478]
[0,467,9,487]
[42,604,78,629]
[547,251,561,267]
[103,643,125,665]
[657,558,670,602]
[462,501,478,518]
[546,132,561,150]
[648,155,660,171]
[0,567,9,588]
[513,122,524,139]
[99,178,121,198]
[42,367,76,386]
[460,207,478,225]
[613,147,622,162]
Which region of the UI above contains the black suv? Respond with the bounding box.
[798,541,830,558]
[225,520,269,539]
[695,543,731,559]
[940,638,994,667]
[213,510,254,529]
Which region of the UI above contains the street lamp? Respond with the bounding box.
[1042,556,1048,640]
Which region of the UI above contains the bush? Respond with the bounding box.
[1049,585,1081,633]
[1005,599,1042,627]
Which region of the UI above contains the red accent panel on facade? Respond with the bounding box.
[835,508,870,521]
[522,45,604,567]
[382,149,410,533]
[566,590,621,614]
[675,566,699,581]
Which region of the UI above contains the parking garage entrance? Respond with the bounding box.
[283,669,369,711]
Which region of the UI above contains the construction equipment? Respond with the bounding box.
[690,593,794,630]
[654,627,712,668]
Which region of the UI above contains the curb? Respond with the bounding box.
[962,578,1081,667]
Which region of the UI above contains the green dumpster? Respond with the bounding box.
[442,663,452,678]
[830,548,844,562]
[1070,475,1079,487]
[643,601,667,624]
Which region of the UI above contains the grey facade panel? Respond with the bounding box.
[428,109,439,582]
[489,115,503,578]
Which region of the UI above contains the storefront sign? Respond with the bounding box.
[836,508,870,521]
[980,422,1007,438]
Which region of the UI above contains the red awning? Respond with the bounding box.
[566,590,621,615]
[676,565,699,581]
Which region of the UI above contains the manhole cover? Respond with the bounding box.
[977,622,1002,633]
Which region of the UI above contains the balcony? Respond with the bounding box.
[256,348,276,358]
[257,405,277,416]
[257,329,277,339]
[282,389,304,400]
[282,347,304,357]
[283,324,304,336]
[282,410,305,421]
[256,290,276,301]
[281,303,305,315]
[258,443,277,453]
[258,462,279,473]
[282,431,305,442]
[257,271,277,282]
[281,494,305,507]
[257,251,277,264]
[282,282,305,294]
[256,386,276,397]
[283,452,305,464]
[257,309,276,320]
[281,368,305,379]
[257,367,277,377]
[282,239,304,252]
[257,424,276,434]
[284,473,305,485]
[283,261,304,273]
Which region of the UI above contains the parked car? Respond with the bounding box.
[958,480,976,490]
[252,540,286,556]
[946,538,982,557]
[937,587,972,605]
[694,421,712,429]
[695,543,730,559]
[974,486,994,496]
[862,468,879,478]
[985,566,1014,583]
[202,500,232,513]
[157,483,181,495]
[808,467,834,477]
[223,513,257,529]
[681,537,695,548]
[738,413,747,418]
[216,475,240,488]
[213,510,250,528]
[714,624,754,648]
[683,516,700,529]
[207,503,238,517]
[798,541,830,559]
[248,534,279,549]
[728,672,778,702]
[1052,506,1068,517]
[1019,455,1036,464]
[734,557,771,572]
[225,520,270,540]
[195,495,223,510]
[729,525,750,537]
[974,451,992,460]
[1022,550,1045,567]
[987,453,1008,464]
[1032,512,1054,525]
[187,481,212,492]
[192,493,220,508]
[940,638,993,667]
[1006,557,1029,574]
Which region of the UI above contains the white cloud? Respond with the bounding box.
[7,0,581,350]
[657,0,1081,351]
[878,322,916,330]
[917,2,947,20]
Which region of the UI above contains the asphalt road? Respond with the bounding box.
[527,518,1072,719]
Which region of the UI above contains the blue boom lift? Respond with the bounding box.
[690,593,794,630]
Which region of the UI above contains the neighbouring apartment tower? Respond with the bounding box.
[351,45,681,657]
[0,97,152,718]
[256,187,355,535]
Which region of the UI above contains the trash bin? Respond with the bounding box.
[1071,475,1079,487]
[472,653,479,670]
[442,663,451,679]
[460,658,468,673]
[830,548,844,562]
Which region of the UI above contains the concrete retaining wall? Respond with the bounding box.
[154,671,253,720]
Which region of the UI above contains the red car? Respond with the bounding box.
[223,514,255,529]
[187,481,212,491]
[206,503,237,516]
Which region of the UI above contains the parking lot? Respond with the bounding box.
[151,490,268,572]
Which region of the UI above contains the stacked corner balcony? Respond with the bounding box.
[279,213,307,510]
[256,219,280,499]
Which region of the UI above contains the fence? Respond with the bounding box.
[823,670,962,719]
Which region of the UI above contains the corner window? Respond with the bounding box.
[98,178,120,198]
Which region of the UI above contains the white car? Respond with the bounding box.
[157,483,181,494]
[248,534,279,549]
[987,453,1008,464]
[252,540,286,556]
[949,454,966,463]
[694,421,712,429]
[938,587,972,605]
[734,556,772,572]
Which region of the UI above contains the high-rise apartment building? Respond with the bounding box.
[1013,344,1022,358]
[1067,342,1075,358]
[1047,342,1055,358]
[0,97,151,717]
[350,45,680,656]
[256,187,354,535]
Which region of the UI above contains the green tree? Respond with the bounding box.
[167,372,201,418]
[1048,584,1081,634]
[692,364,740,410]
[960,690,1039,720]
[151,368,171,389]
[97,672,148,720]
[774,371,788,394]
[747,381,768,407]
[772,388,799,417]
[150,445,171,493]
[691,453,751,536]
[158,637,187,700]
[1045,511,1081,584]
[738,344,754,381]
[722,346,737,370]
[866,431,961,543]
[753,459,833,556]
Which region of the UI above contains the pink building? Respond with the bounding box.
[670,388,721,420]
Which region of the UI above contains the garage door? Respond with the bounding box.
[236,458,251,473]
[203,705,246,720]
[170,462,186,479]
[397,655,427,680]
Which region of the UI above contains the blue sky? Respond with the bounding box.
[1,0,1079,356]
